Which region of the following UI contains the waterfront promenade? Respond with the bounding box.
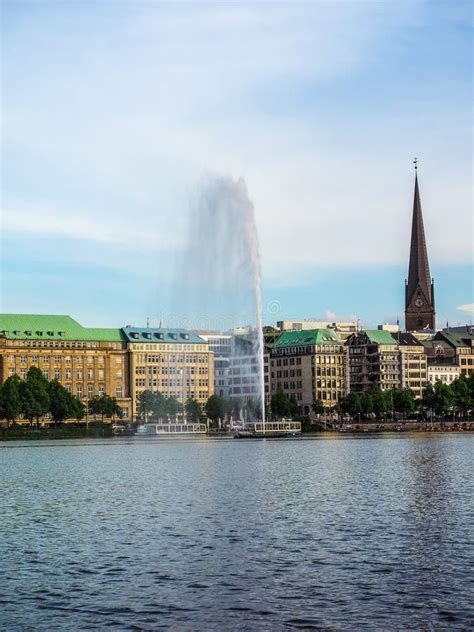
[1,434,473,630]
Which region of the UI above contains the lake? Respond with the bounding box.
[1,434,473,630]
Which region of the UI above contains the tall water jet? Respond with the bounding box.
[170,176,265,426]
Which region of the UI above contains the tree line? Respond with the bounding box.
[137,391,262,426]
[0,367,123,426]
[337,375,474,419]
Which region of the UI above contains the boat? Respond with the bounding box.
[234,420,301,439]
[136,422,208,435]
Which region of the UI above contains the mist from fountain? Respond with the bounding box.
[170,176,265,425]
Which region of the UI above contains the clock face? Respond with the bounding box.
[415,298,424,308]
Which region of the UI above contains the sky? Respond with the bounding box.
[1,0,472,330]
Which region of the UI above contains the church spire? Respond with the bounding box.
[405,160,435,331]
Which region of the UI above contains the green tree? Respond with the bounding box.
[185,397,201,422]
[422,382,436,417]
[137,390,155,421]
[451,374,470,417]
[391,388,416,415]
[205,395,227,426]
[369,385,387,417]
[164,396,182,420]
[19,367,50,427]
[0,374,23,425]
[360,392,374,417]
[49,380,77,425]
[433,381,453,416]
[89,394,122,421]
[340,392,362,417]
[312,399,325,416]
[270,389,292,418]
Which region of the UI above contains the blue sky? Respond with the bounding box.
[1,1,472,329]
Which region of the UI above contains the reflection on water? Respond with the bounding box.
[0,435,473,630]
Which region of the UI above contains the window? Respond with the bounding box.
[54,356,61,364]
[99,385,105,395]
[115,356,122,364]
[20,356,27,363]
[87,369,93,379]
[43,370,49,380]
[43,356,50,364]
[76,370,83,379]
[77,385,83,398]
[55,369,61,380]
[31,355,38,363]
[87,385,94,399]
[98,369,104,379]
[116,386,123,398]
[65,369,71,380]
[65,355,72,364]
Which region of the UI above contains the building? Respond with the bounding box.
[0,314,132,419]
[123,327,214,418]
[433,328,474,377]
[427,364,460,385]
[392,332,427,399]
[270,329,348,413]
[405,165,436,331]
[276,320,358,340]
[194,331,233,398]
[347,330,401,393]
[227,335,264,406]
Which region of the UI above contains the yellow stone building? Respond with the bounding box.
[0,314,132,419]
[123,327,214,418]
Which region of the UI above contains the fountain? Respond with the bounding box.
[171,176,265,427]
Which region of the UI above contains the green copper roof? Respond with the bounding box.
[0,314,125,341]
[363,330,398,345]
[275,328,343,348]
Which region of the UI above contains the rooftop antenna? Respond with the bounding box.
[146,316,150,328]
[413,156,418,171]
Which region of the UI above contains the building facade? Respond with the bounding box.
[123,327,214,418]
[347,330,401,393]
[0,314,132,419]
[270,329,348,413]
[392,332,427,399]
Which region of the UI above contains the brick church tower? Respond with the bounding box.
[405,162,435,331]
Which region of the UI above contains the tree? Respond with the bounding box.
[312,399,325,416]
[340,392,361,417]
[185,398,201,422]
[270,389,292,418]
[205,395,227,425]
[89,394,122,421]
[391,388,416,416]
[422,382,436,416]
[360,392,373,417]
[137,390,155,421]
[368,384,388,418]
[433,381,453,416]
[49,380,77,425]
[0,374,22,425]
[165,396,182,420]
[451,374,470,417]
[19,367,50,427]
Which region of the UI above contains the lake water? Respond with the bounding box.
[1,434,473,630]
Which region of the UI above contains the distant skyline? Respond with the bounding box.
[1,1,472,329]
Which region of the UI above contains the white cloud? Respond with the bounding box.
[457,304,474,314]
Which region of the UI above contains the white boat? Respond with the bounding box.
[234,420,301,438]
[136,422,208,435]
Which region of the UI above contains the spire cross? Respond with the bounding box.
[413,157,418,171]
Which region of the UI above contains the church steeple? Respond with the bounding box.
[405,160,435,331]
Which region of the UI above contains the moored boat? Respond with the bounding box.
[136,422,208,435]
[234,420,301,438]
